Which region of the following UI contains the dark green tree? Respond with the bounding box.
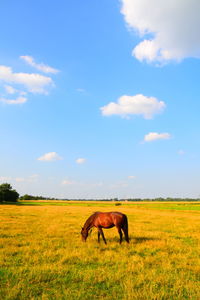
[0,183,19,202]
[20,194,33,200]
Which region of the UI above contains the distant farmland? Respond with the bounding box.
[0,201,200,299]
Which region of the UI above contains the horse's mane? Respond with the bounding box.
[83,212,99,230]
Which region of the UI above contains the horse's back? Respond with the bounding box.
[110,212,127,224]
[94,211,125,216]
[93,211,127,228]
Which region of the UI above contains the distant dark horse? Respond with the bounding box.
[81,211,129,244]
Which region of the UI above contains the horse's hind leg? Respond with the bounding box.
[98,227,107,244]
[122,225,129,243]
[117,227,123,244]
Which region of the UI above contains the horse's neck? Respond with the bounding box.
[84,215,95,231]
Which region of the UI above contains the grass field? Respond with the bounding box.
[0,201,200,299]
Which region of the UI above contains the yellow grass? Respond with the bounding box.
[0,202,200,299]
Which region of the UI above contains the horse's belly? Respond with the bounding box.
[101,224,114,229]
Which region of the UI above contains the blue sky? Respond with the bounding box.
[1,0,200,198]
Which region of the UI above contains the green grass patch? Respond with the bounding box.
[1,200,200,211]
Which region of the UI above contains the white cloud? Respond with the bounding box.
[121,0,200,63]
[14,174,39,183]
[128,175,136,179]
[0,96,27,105]
[76,158,86,164]
[0,56,59,105]
[0,174,39,184]
[61,179,75,185]
[20,55,59,74]
[76,88,86,93]
[29,174,39,179]
[38,152,62,161]
[15,177,25,182]
[4,85,17,94]
[4,85,27,96]
[0,65,53,94]
[101,94,165,119]
[178,149,185,155]
[144,132,171,142]
[0,176,11,182]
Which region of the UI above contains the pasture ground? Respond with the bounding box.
[0,201,200,299]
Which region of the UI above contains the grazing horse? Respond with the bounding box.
[81,211,129,244]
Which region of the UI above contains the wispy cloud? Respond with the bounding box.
[0,174,39,183]
[4,85,27,95]
[38,152,62,161]
[61,179,75,185]
[20,55,59,74]
[15,177,25,182]
[76,158,86,164]
[76,88,86,93]
[178,149,185,155]
[128,175,136,179]
[0,56,59,105]
[0,96,27,105]
[0,176,12,182]
[4,85,18,94]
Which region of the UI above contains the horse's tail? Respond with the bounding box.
[123,214,129,243]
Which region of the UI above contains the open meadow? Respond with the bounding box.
[0,201,200,300]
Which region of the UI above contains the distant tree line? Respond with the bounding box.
[115,197,200,202]
[19,194,56,200]
[33,197,200,202]
[57,197,200,202]
[20,197,200,202]
[1,182,200,203]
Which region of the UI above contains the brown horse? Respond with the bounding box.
[81,211,129,244]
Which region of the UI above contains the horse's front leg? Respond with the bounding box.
[98,230,100,243]
[98,227,107,244]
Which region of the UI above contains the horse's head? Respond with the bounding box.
[81,227,88,242]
